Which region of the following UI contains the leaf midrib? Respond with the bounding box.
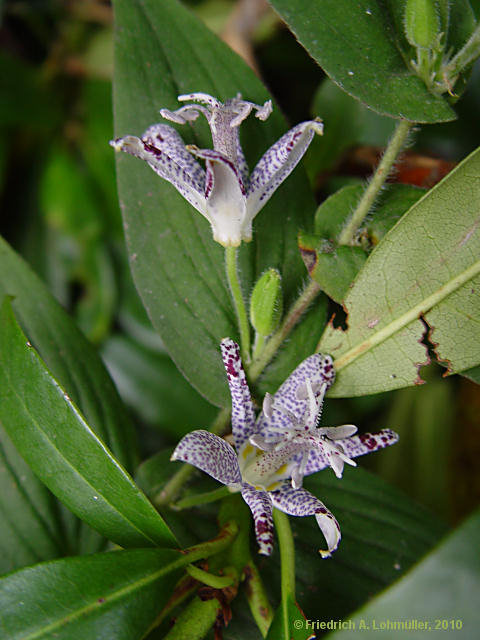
[332,259,480,370]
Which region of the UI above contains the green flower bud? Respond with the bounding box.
[404,0,440,49]
[250,268,283,337]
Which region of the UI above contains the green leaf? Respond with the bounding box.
[0,236,138,556]
[318,146,480,397]
[268,467,447,623]
[0,297,176,549]
[269,0,455,122]
[299,184,423,303]
[113,0,317,406]
[306,78,395,176]
[0,236,136,472]
[0,428,66,575]
[101,335,216,436]
[326,508,480,638]
[461,364,480,384]
[266,593,313,640]
[0,549,184,640]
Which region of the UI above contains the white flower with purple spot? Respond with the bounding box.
[110,92,323,247]
[252,371,399,490]
[172,339,344,558]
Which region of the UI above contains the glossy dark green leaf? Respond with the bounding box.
[269,0,455,122]
[326,508,480,638]
[113,0,317,406]
[0,236,136,472]
[0,236,139,557]
[0,297,176,549]
[0,549,184,640]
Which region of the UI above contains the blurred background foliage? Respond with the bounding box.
[0,0,479,528]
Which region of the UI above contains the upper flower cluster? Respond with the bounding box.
[110,92,323,247]
[172,339,398,557]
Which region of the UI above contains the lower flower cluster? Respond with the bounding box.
[172,339,398,557]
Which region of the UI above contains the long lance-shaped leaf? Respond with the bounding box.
[0,297,176,549]
[318,146,480,397]
[112,0,318,406]
[0,549,183,640]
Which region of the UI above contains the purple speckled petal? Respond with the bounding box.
[110,124,206,215]
[246,119,323,220]
[171,430,242,486]
[304,429,399,476]
[221,339,256,450]
[255,353,335,440]
[270,482,341,558]
[241,485,274,555]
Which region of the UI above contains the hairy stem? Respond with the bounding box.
[225,245,251,363]
[338,118,413,245]
[444,23,480,86]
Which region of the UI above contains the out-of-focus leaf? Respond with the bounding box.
[326,508,480,638]
[307,78,395,175]
[102,335,216,436]
[0,52,60,127]
[0,549,184,640]
[269,0,455,122]
[0,297,177,549]
[113,0,317,406]
[318,147,480,396]
[0,428,66,575]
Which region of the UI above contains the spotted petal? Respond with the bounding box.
[271,483,341,558]
[304,429,399,477]
[255,353,335,440]
[241,485,274,555]
[246,119,324,221]
[221,339,256,450]
[171,430,242,487]
[110,124,206,215]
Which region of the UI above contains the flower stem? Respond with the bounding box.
[174,486,232,510]
[159,280,321,507]
[273,509,296,632]
[225,245,251,363]
[338,118,413,246]
[248,279,321,382]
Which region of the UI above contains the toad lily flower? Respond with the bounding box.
[252,365,399,490]
[172,340,344,558]
[110,92,323,247]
